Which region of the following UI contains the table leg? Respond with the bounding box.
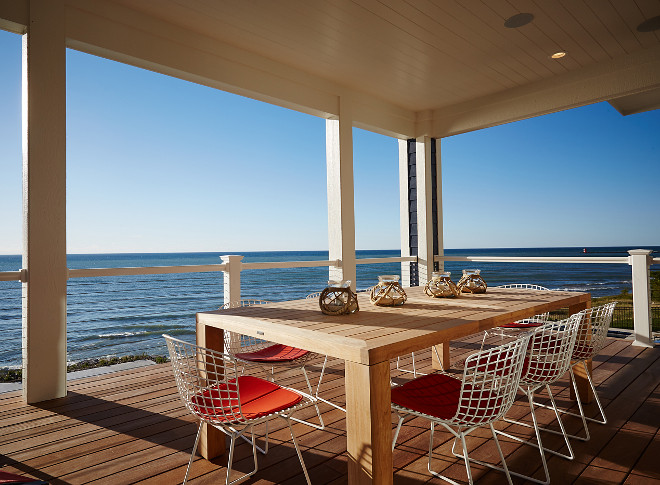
[569,300,593,403]
[345,360,393,485]
[432,343,450,370]
[196,320,226,459]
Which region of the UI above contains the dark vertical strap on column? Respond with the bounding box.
[430,139,439,272]
[407,139,418,286]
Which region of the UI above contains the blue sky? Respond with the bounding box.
[0,29,658,254]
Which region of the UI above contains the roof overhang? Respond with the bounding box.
[2,0,659,138]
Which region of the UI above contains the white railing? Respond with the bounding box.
[437,250,658,348]
[0,252,656,357]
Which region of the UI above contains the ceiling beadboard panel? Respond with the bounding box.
[108,0,660,113]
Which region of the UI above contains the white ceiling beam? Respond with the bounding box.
[430,46,660,138]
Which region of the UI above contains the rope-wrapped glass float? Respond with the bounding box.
[319,280,359,315]
[424,271,460,298]
[370,275,407,306]
[457,269,487,294]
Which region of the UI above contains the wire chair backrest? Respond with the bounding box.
[220,300,272,355]
[221,299,270,309]
[306,292,322,300]
[497,284,551,322]
[522,314,581,386]
[457,333,531,425]
[163,334,248,425]
[497,284,550,291]
[574,302,617,358]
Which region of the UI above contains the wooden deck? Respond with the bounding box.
[1,335,658,484]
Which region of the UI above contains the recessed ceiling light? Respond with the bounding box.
[637,15,660,32]
[504,13,534,28]
[550,51,567,59]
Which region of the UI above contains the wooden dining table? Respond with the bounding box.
[196,285,591,485]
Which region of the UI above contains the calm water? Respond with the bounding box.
[0,247,656,368]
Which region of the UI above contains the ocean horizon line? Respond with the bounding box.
[1,245,657,258]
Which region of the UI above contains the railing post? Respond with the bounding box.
[220,255,243,305]
[628,249,654,348]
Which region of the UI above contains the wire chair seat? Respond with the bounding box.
[391,334,531,484]
[163,334,316,485]
[234,345,310,363]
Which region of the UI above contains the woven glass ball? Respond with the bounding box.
[424,271,459,298]
[456,269,487,294]
[370,275,407,306]
[319,280,359,315]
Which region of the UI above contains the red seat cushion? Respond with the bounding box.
[391,373,461,420]
[235,344,309,363]
[191,375,303,423]
[572,343,594,360]
[499,321,543,329]
[392,373,505,424]
[0,471,46,484]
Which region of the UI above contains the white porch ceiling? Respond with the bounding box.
[2,0,660,137]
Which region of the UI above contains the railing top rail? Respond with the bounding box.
[356,256,417,265]
[436,255,630,264]
[0,271,23,282]
[67,264,227,278]
[3,255,416,281]
[241,259,339,270]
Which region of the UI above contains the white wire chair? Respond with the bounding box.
[534,302,617,442]
[221,299,327,428]
[492,315,581,484]
[391,333,531,485]
[163,334,316,485]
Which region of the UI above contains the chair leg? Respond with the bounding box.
[226,426,259,485]
[583,360,608,424]
[535,361,606,434]
[495,391,551,484]
[286,417,312,485]
[429,423,473,485]
[545,384,574,460]
[490,423,513,485]
[239,419,269,455]
[289,366,325,430]
[183,421,203,485]
[392,414,405,451]
[315,355,346,412]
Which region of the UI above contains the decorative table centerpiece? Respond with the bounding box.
[457,269,487,294]
[319,280,359,315]
[370,275,407,306]
[424,271,460,298]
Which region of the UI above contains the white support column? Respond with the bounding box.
[398,140,411,287]
[415,136,435,285]
[221,255,243,305]
[435,138,444,272]
[326,100,356,289]
[629,249,654,348]
[21,0,67,403]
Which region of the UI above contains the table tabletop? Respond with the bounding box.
[197,286,591,365]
